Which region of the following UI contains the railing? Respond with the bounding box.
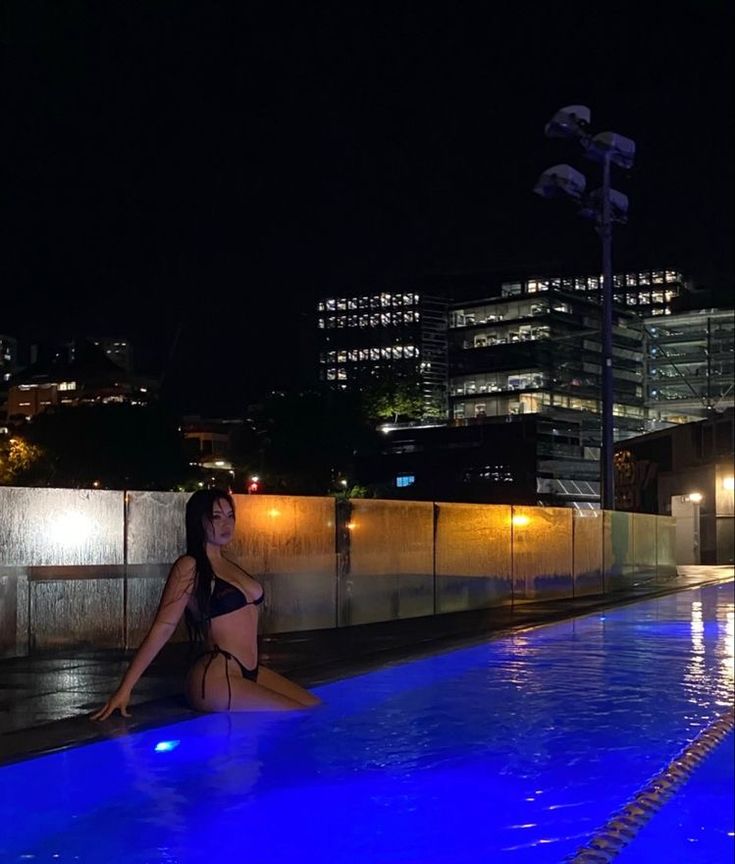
[0,488,676,658]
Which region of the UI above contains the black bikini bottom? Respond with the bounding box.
[199,645,259,710]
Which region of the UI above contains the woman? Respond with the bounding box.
[92,489,320,719]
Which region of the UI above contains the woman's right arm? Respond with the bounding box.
[90,557,196,721]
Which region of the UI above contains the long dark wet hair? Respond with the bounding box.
[183,488,235,643]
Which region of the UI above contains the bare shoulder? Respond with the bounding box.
[169,555,197,585]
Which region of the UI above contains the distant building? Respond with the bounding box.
[86,337,134,373]
[642,308,734,427]
[443,287,646,507]
[181,416,243,472]
[0,335,18,384]
[319,268,720,509]
[29,336,133,373]
[498,267,685,317]
[614,409,734,564]
[7,339,155,421]
[316,291,448,418]
[358,414,599,508]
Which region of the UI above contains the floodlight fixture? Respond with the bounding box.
[534,105,635,513]
[584,131,636,169]
[544,105,591,139]
[579,187,630,224]
[533,164,587,200]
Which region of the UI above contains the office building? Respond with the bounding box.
[642,308,734,427]
[317,291,448,418]
[319,268,721,508]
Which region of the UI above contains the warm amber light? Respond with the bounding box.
[724,477,735,491]
[512,514,530,527]
[267,508,280,518]
[687,492,703,503]
[346,521,357,530]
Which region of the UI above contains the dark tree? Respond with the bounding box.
[17,403,192,489]
[253,387,379,495]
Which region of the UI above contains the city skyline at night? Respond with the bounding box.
[3,2,732,413]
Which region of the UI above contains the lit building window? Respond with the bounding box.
[396,474,415,488]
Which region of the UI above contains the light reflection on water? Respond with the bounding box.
[1,582,733,864]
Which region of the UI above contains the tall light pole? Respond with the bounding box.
[534,105,635,511]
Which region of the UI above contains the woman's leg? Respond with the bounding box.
[186,654,305,712]
[256,665,321,707]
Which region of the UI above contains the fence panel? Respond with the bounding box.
[229,495,337,633]
[435,502,512,612]
[573,511,604,596]
[339,499,434,626]
[512,506,573,600]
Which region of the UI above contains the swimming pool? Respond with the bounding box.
[2,581,732,863]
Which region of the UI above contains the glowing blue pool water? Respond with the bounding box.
[2,582,733,863]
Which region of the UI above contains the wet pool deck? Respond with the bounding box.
[1,565,732,765]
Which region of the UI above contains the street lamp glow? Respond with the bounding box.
[687,492,704,503]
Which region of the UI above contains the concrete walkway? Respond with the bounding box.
[1,565,731,765]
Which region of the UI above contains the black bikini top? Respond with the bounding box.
[208,573,264,620]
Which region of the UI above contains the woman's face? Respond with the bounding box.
[203,497,235,546]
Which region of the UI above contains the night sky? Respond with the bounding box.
[3,2,733,413]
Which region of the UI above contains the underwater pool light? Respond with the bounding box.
[154,740,181,753]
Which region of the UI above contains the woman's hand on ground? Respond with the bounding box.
[90,689,132,721]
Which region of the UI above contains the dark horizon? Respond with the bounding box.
[3,2,733,414]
